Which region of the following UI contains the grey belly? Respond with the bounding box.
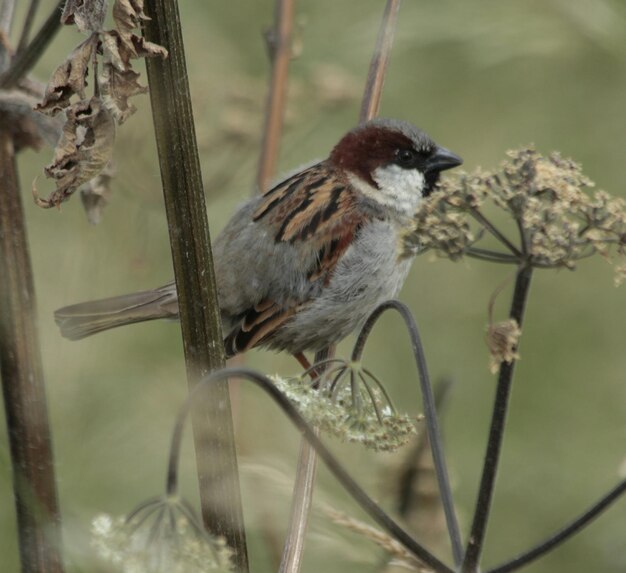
[266,221,414,354]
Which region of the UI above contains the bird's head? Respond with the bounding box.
[329,118,462,217]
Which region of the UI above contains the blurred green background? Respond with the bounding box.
[1,0,626,571]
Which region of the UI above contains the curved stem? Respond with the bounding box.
[462,264,533,572]
[487,478,626,573]
[352,300,463,566]
[174,367,454,573]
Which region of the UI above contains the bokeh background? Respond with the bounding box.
[1,0,626,571]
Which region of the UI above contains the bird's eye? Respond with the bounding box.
[395,148,417,167]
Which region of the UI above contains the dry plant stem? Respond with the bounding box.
[279,348,330,573]
[353,301,463,566]
[0,0,64,89]
[257,0,295,193]
[359,0,401,122]
[17,0,41,54]
[0,130,64,573]
[142,1,248,569]
[487,477,626,573]
[469,208,522,258]
[190,368,455,573]
[462,264,533,573]
[278,428,320,573]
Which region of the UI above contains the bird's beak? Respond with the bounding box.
[425,146,463,173]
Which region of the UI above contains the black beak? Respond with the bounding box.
[425,146,463,173]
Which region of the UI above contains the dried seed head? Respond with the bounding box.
[486,319,522,374]
[271,371,418,452]
[91,497,234,572]
[407,147,626,284]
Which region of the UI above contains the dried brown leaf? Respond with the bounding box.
[35,97,115,208]
[99,64,146,124]
[36,35,97,115]
[61,0,109,34]
[112,0,149,42]
[80,161,115,224]
[128,35,167,60]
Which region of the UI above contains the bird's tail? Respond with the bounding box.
[54,285,179,340]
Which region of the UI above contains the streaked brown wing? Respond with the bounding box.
[225,162,368,355]
[254,160,367,284]
[224,300,299,357]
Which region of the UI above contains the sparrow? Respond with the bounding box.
[55,118,462,358]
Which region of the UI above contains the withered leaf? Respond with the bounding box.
[61,0,109,34]
[112,0,149,44]
[99,64,147,124]
[35,97,115,208]
[36,35,97,115]
[80,161,115,224]
[128,35,167,60]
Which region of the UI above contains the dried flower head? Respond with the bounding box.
[486,319,522,374]
[91,496,233,572]
[272,362,418,452]
[406,147,626,283]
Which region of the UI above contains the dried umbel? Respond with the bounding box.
[406,148,625,372]
[272,365,418,453]
[406,147,626,279]
[91,496,233,572]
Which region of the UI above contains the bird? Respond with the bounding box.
[55,118,462,360]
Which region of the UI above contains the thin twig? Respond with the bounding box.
[190,367,456,573]
[464,247,520,265]
[487,477,626,573]
[17,0,41,54]
[352,300,464,566]
[359,0,402,122]
[462,264,533,572]
[256,0,295,193]
[469,208,523,258]
[142,1,248,569]
[0,129,64,572]
[0,0,64,89]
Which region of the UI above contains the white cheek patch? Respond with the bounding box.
[371,164,425,216]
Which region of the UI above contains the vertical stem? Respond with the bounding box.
[279,348,329,573]
[462,265,533,572]
[0,129,64,572]
[359,0,402,122]
[257,0,295,193]
[278,428,320,573]
[141,1,248,570]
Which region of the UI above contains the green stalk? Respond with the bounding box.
[142,1,248,569]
